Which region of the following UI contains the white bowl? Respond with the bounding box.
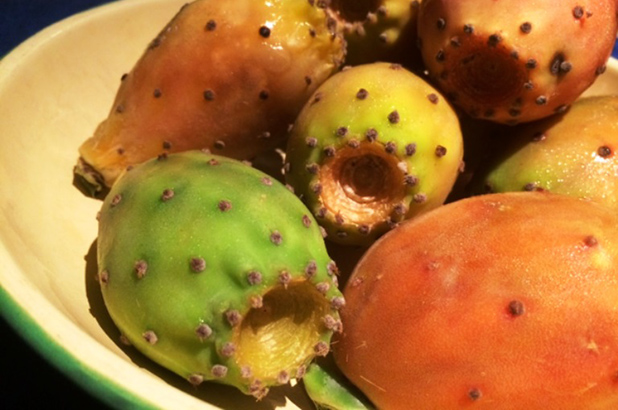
[1,0,617,409]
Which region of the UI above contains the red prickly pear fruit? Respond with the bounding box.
[417,0,618,125]
[472,95,618,212]
[74,0,345,198]
[334,191,618,409]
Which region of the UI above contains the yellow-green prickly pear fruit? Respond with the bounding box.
[284,62,464,246]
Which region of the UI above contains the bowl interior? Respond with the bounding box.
[0,0,617,409]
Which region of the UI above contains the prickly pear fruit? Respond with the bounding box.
[334,191,618,409]
[330,0,424,70]
[284,62,464,246]
[74,0,345,198]
[417,0,618,124]
[473,96,618,211]
[96,151,344,399]
[303,356,375,410]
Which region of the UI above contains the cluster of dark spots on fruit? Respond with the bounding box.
[520,22,532,34]
[388,110,400,124]
[314,341,330,356]
[134,260,148,279]
[247,270,263,286]
[277,370,290,385]
[356,88,369,99]
[99,270,109,284]
[535,95,548,105]
[305,137,318,147]
[305,76,313,86]
[225,309,242,327]
[366,128,379,142]
[142,330,158,345]
[336,126,348,138]
[468,387,482,401]
[203,89,215,101]
[110,194,122,207]
[189,257,206,273]
[524,80,534,90]
[221,342,236,357]
[584,235,599,247]
[526,58,537,69]
[250,295,263,309]
[327,260,339,276]
[195,323,213,340]
[161,188,174,201]
[523,182,544,192]
[302,214,312,228]
[317,207,328,218]
[316,282,331,295]
[153,88,162,99]
[385,141,397,154]
[435,145,447,157]
[211,364,228,378]
[115,104,125,114]
[311,92,323,105]
[463,24,474,34]
[572,6,585,19]
[278,270,291,287]
[507,300,525,317]
[218,200,232,212]
[311,182,323,194]
[162,140,172,150]
[550,53,572,76]
[598,145,613,158]
[157,152,169,161]
[427,93,439,104]
[259,25,271,38]
[404,174,419,187]
[323,314,343,332]
[207,157,219,166]
[305,260,318,278]
[487,33,502,47]
[596,65,607,76]
[413,193,427,203]
[306,163,320,174]
[188,374,204,386]
[120,73,129,82]
[204,19,217,31]
[250,380,269,399]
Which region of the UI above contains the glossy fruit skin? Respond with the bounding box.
[75,0,345,197]
[417,0,618,124]
[97,151,343,398]
[285,62,463,246]
[472,95,618,212]
[334,191,618,409]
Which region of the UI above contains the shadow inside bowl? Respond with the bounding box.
[84,239,315,410]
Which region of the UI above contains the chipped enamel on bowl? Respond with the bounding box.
[0,0,617,408]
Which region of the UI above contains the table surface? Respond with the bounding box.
[1,1,618,409]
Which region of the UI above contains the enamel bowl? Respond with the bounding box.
[1,0,617,408]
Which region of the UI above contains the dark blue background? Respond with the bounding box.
[1,1,618,408]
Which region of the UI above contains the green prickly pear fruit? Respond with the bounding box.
[303,356,375,410]
[96,151,344,399]
[284,62,464,246]
[74,0,345,198]
[471,95,618,210]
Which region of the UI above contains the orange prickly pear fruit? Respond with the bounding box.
[74,0,345,198]
[334,191,618,410]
